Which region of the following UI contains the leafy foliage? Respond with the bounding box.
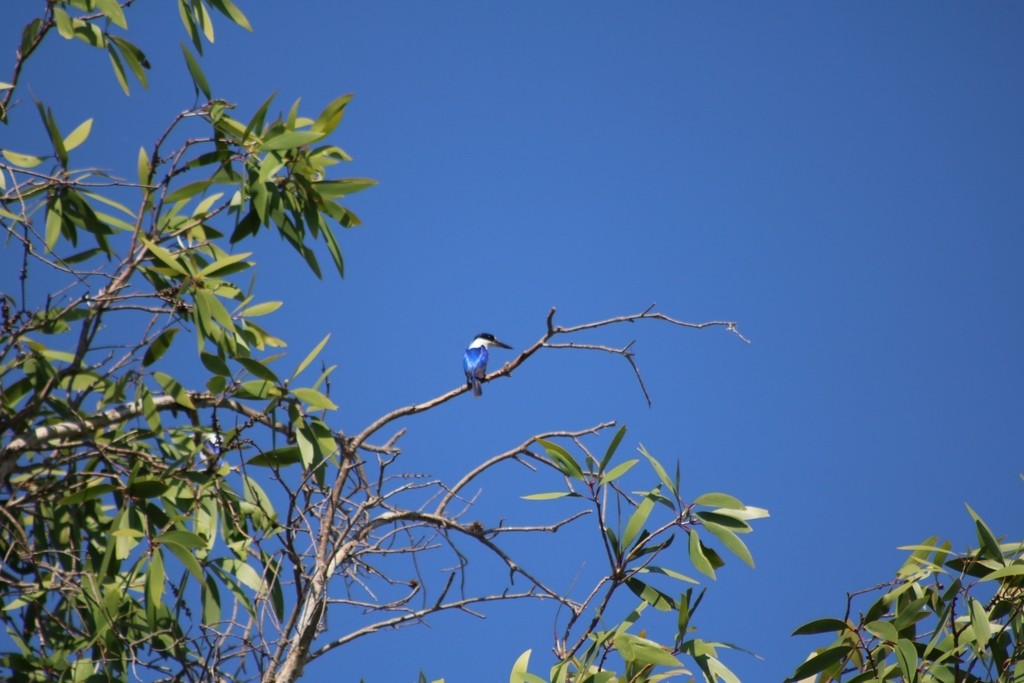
[515,434,769,683]
[788,504,1024,683]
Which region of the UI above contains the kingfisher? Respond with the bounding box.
[463,332,513,397]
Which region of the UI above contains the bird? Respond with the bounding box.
[463,332,512,397]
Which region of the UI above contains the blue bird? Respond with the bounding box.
[463,332,513,397]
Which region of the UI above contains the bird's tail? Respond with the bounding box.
[472,377,483,398]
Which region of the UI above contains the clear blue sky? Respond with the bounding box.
[3,2,1023,681]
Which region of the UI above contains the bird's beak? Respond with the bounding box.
[492,338,513,350]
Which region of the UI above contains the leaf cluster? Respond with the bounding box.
[514,430,769,683]
[789,504,1024,683]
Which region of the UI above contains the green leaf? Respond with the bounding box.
[243,300,283,317]
[786,646,852,682]
[126,478,169,498]
[146,547,165,629]
[138,146,151,185]
[165,179,215,204]
[292,387,337,411]
[694,492,744,509]
[688,530,715,579]
[207,0,253,31]
[161,535,205,582]
[181,43,211,99]
[598,458,638,485]
[791,618,849,637]
[2,149,44,168]
[36,101,67,167]
[156,530,206,549]
[626,578,675,611]
[537,439,584,480]
[58,483,117,506]
[865,619,899,642]
[198,251,252,278]
[966,504,1004,565]
[153,370,196,409]
[62,118,93,151]
[321,220,346,276]
[622,489,657,551]
[313,177,378,198]
[640,444,677,498]
[247,446,302,467]
[599,424,627,472]
[981,563,1024,581]
[704,657,740,683]
[53,8,73,39]
[45,199,63,252]
[110,36,150,86]
[139,235,189,276]
[237,379,279,399]
[203,573,221,625]
[195,289,235,332]
[310,93,353,135]
[143,328,178,367]
[614,632,683,668]
[895,638,919,683]
[237,356,279,383]
[695,510,751,532]
[521,491,578,501]
[261,130,326,152]
[82,189,136,218]
[293,333,330,380]
[196,0,215,43]
[969,597,991,645]
[106,42,131,94]
[95,0,128,29]
[242,92,277,142]
[200,351,231,376]
[140,383,161,431]
[701,520,754,568]
[509,649,547,683]
[113,508,142,560]
[642,565,699,584]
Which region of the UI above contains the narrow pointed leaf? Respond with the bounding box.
[3,149,44,168]
[787,646,852,682]
[688,530,715,579]
[791,618,849,636]
[641,445,678,498]
[702,521,754,568]
[181,43,211,99]
[154,370,196,409]
[138,146,151,185]
[293,333,330,379]
[293,387,337,410]
[970,597,991,644]
[694,492,744,509]
[538,439,584,480]
[599,424,627,472]
[62,118,93,151]
[598,458,638,485]
[895,638,919,682]
[261,130,326,152]
[522,492,578,501]
[142,328,179,367]
[207,0,253,31]
[243,300,283,317]
[95,0,128,29]
[622,489,657,551]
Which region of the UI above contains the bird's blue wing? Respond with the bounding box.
[463,347,489,397]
